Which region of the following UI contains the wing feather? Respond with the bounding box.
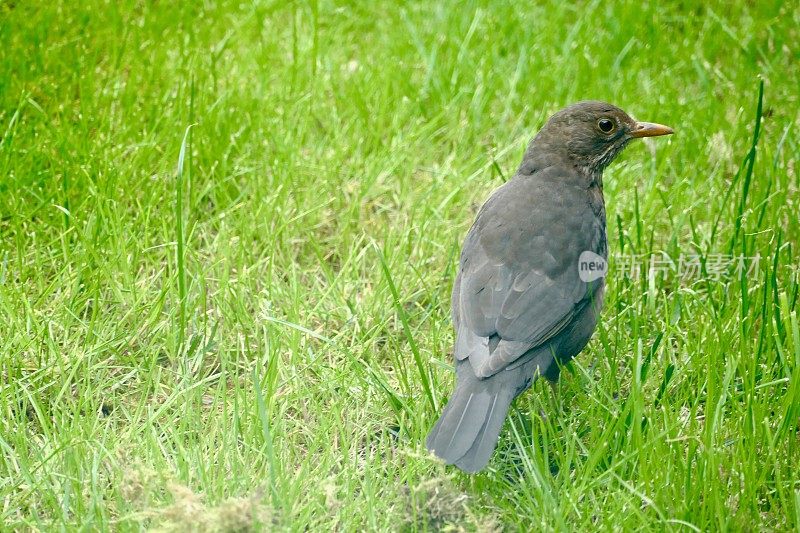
[452,171,605,378]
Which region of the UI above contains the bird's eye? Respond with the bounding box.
[597,118,615,134]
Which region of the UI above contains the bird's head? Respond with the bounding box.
[525,100,673,180]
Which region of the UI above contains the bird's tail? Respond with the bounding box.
[425,368,519,473]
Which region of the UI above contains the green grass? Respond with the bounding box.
[1,0,799,530]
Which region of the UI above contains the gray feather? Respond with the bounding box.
[427,386,491,463]
[453,388,515,472]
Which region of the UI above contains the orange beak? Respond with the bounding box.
[630,121,674,138]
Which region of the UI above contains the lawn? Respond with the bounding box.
[1,0,799,530]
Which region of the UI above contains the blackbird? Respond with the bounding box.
[426,101,673,472]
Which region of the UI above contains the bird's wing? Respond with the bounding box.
[453,173,604,379]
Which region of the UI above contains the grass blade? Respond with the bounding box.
[375,242,437,411]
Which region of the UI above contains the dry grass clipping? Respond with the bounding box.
[121,467,273,532]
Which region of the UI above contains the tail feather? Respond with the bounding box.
[427,354,549,472]
[426,390,492,463]
[426,374,516,472]
[454,389,514,472]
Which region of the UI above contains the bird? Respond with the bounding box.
[426,101,673,472]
